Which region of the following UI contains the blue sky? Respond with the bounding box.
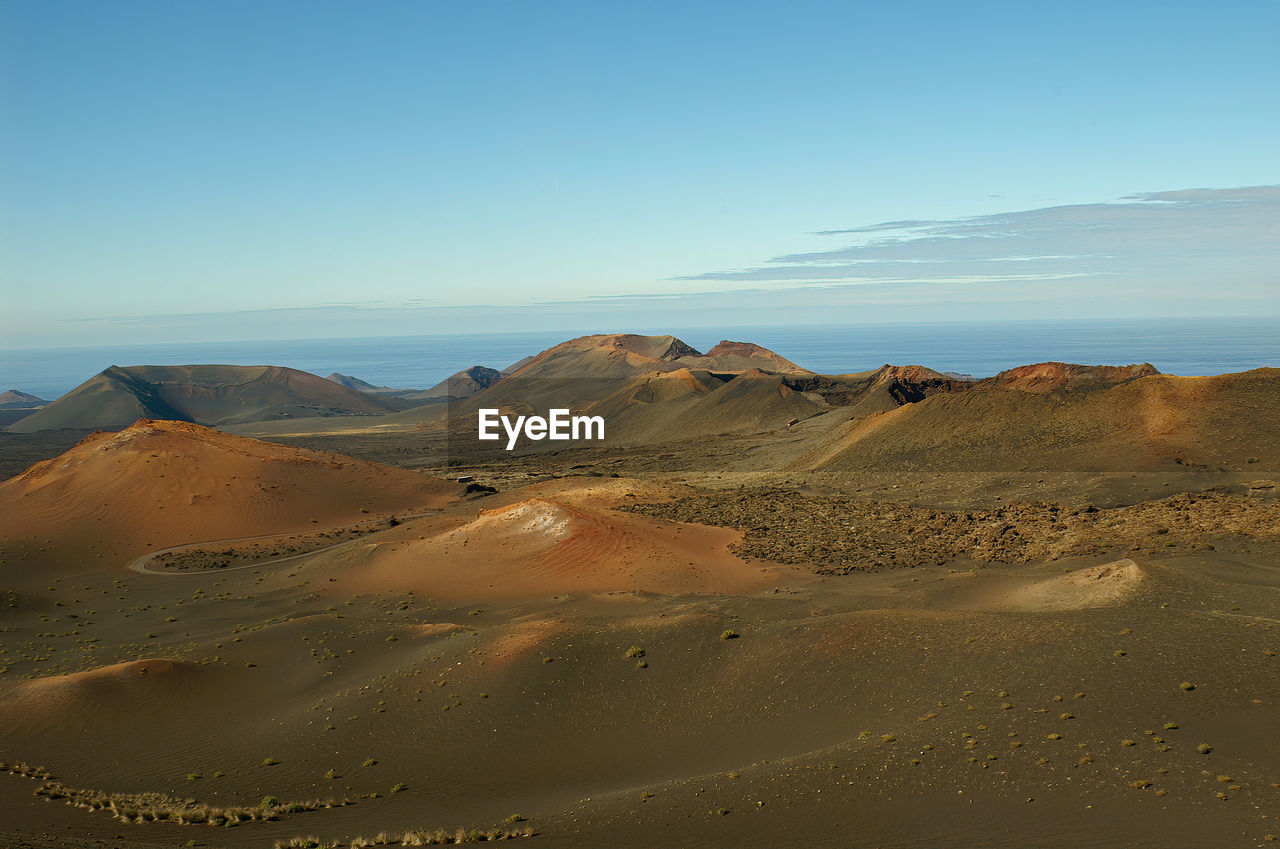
[2,0,1277,347]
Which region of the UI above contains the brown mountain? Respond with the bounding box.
[679,340,810,374]
[7,365,396,433]
[977,361,1161,393]
[0,389,47,409]
[501,334,704,381]
[421,365,504,400]
[799,367,1280,472]
[500,334,805,381]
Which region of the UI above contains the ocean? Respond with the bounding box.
[2,316,1277,403]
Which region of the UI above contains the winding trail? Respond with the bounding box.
[126,512,439,576]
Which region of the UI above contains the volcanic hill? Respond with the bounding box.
[9,365,396,433]
[0,419,462,555]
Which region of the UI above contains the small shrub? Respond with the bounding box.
[624,646,645,659]
[720,629,739,640]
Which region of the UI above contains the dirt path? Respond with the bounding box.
[126,512,437,576]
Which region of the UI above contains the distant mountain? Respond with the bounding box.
[431,333,802,426]
[680,340,810,374]
[325,373,400,393]
[0,389,47,409]
[501,334,807,381]
[421,366,503,400]
[977,362,1160,393]
[499,334,702,381]
[327,366,504,404]
[7,365,396,433]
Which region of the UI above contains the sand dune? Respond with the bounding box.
[0,659,206,736]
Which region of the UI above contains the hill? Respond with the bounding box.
[0,389,47,409]
[800,367,1280,473]
[7,365,396,432]
[679,340,810,374]
[325,373,400,393]
[0,419,462,555]
[427,334,811,436]
[502,334,804,381]
[339,491,784,600]
[501,334,703,381]
[327,367,503,404]
[420,365,504,400]
[977,361,1161,393]
[582,368,826,446]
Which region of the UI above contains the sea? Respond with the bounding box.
[2,316,1277,404]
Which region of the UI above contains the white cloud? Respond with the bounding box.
[679,186,1280,294]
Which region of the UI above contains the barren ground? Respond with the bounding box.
[1,424,1278,849]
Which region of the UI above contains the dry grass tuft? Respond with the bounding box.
[7,761,351,831]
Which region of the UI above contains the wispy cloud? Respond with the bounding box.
[15,186,1276,349]
[679,186,1280,291]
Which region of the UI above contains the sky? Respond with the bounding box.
[1,0,1278,348]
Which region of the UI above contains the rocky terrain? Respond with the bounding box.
[627,487,1280,573]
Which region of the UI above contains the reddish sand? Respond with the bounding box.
[335,496,788,601]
